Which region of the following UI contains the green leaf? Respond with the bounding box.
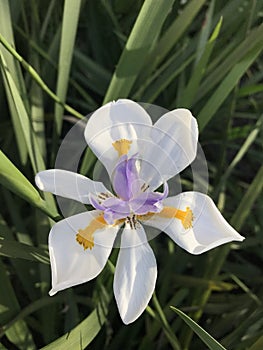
[0,237,49,264]
[198,45,262,131]
[0,259,36,349]
[249,336,263,350]
[29,6,47,160]
[0,0,29,164]
[238,84,263,97]
[41,298,108,349]
[197,23,263,102]
[54,0,81,138]
[0,33,84,120]
[145,0,207,71]
[170,307,227,350]
[152,293,181,350]
[0,150,58,219]
[231,164,263,231]
[0,295,64,338]
[0,53,46,173]
[214,114,263,197]
[104,0,174,102]
[180,16,223,107]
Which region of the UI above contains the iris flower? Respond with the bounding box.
[35,99,244,324]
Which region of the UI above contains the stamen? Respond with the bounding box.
[112,139,132,156]
[126,215,137,229]
[98,192,112,200]
[141,183,149,192]
[76,215,107,250]
[159,206,194,229]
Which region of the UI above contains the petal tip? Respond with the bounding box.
[35,173,44,190]
[49,288,57,297]
[237,234,245,242]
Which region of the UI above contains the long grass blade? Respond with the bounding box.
[104,0,174,102]
[0,33,84,119]
[171,307,227,350]
[0,150,59,219]
[0,0,28,164]
[54,0,81,140]
[198,46,262,130]
[40,296,109,349]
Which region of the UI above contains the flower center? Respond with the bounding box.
[76,140,193,250]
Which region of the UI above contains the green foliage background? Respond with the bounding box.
[0,0,262,349]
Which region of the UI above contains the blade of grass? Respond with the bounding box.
[0,150,59,219]
[0,259,36,349]
[40,295,109,349]
[198,45,262,131]
[0,0,29,164]
[197,23,263,102]
[0,237,49,264]
[35,210,58,343]
[136,52,195,104]
[194,0,215,64]
[74,49,111,96]
[14,25,98,110]
[180,16,223,107]
[141,0,207,78]
[0,33,84,119]
[214,114,263,197]
[53,0,81,142]
[0,295,64,338]
[0,52,46,173]
[181,165,263,348]
[0,206,42,300]
[104,0,174,102]
[249,336,263,350]
[132,43,190,101]
[171,307,227,350]
[29,2,46,159]
[152,293,181,350]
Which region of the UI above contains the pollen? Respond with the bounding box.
[158,206,194,229]
[76,215,107,250]
[112,139,132,156]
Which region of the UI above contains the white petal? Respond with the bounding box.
[113,223,157,324]
[49,210,119,295]
[35,169,109,204]
[142,192,244,255]
[84,99,152,176]
[139,109,198,189]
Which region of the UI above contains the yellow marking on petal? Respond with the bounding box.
[137,213,154,221]
[76,215,107,250]
[138,206,194,229]
[112,139,132,156]
[159,206,194,229]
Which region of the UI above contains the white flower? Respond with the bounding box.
[35,99,244,324]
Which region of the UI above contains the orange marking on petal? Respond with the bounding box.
[76,215,107,250]
[159,206,194,229]
[112,139,132,156]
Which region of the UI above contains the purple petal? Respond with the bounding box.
[130,182,168,215]
[112,155,129,200]
[89,194,106,211]
[103,197,130,224]
[126,155,141,196]
[113,155,140,200]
